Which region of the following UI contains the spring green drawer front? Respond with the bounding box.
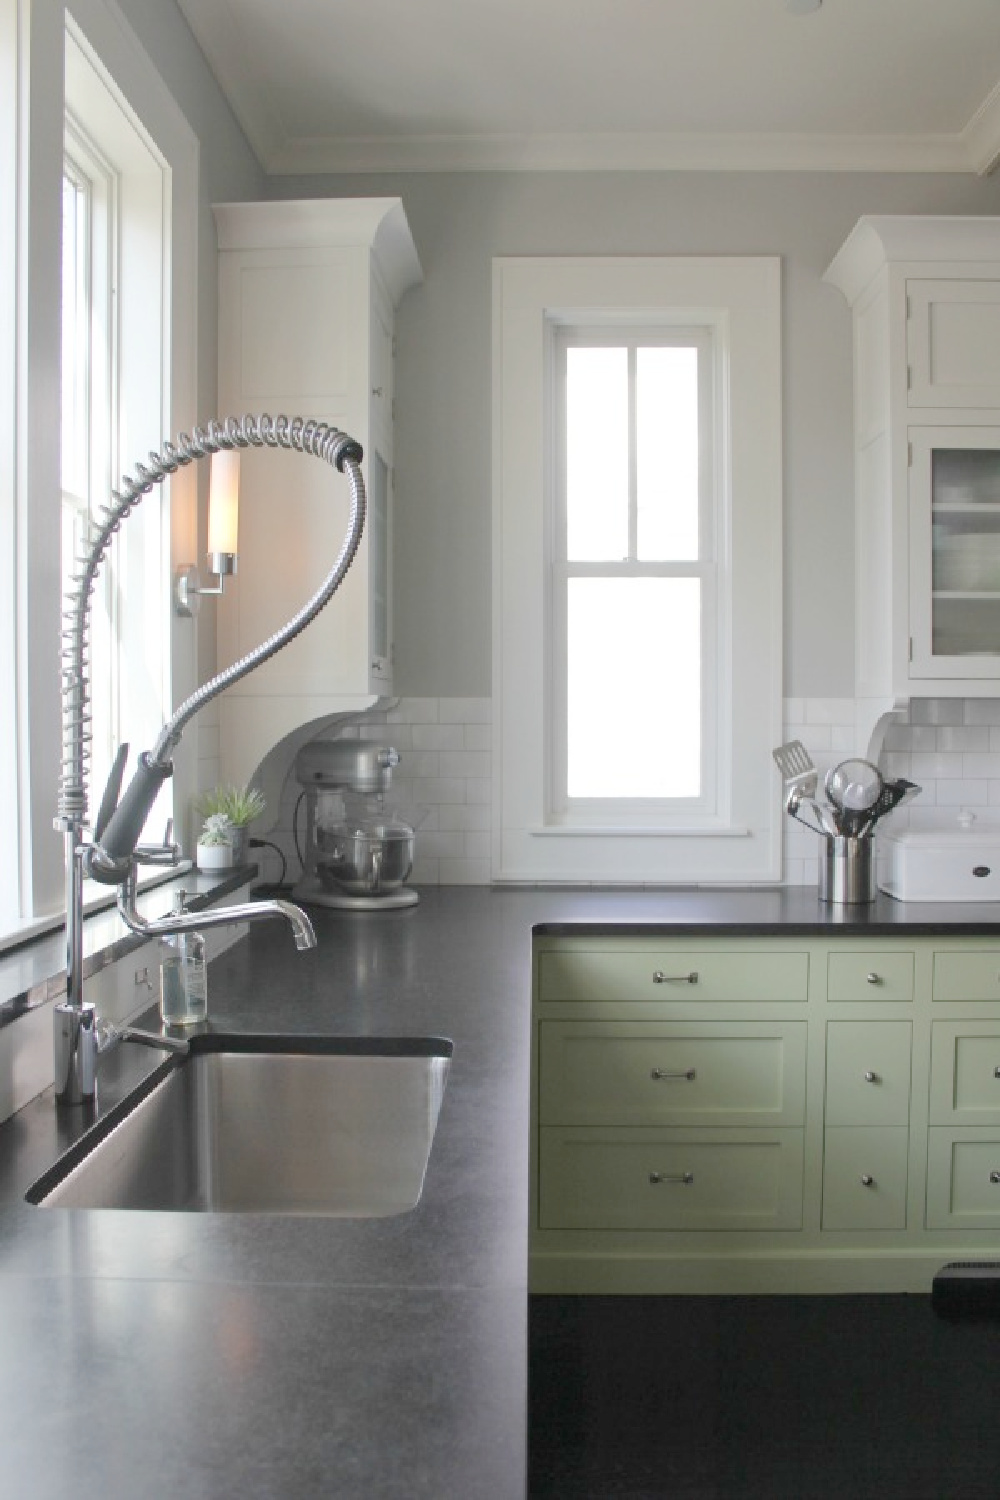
[827,952,914,1002]
[927,1130,1000,1228]
[825,1021,912,1127]
[822,1127,909,1231]
[537,949,809,1003]
[933,952,1000,1002]
[538,1021,807,1127]
[538,1127,804,1230]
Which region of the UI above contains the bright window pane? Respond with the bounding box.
[637,346,699,560]
[567,577,701,798]
[566,346,628,560]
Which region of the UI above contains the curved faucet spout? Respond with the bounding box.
[56,413,361,1105]
[117,879,316,953]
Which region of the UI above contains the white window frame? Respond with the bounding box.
[550,322,721,827]
[492,256,783,885]
[2,0,198,948]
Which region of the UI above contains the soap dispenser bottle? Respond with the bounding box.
[159,890,208,1027]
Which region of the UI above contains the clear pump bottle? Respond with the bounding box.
[159,891,208,1026]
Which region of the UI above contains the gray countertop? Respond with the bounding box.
[3,883,1000,1499]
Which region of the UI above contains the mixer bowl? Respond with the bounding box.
[316,822,415,895]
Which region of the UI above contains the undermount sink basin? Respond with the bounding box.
[27,1034,452,1217]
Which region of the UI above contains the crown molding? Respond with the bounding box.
[260,129,983,177]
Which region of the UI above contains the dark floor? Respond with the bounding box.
[528,1294,1000,1500]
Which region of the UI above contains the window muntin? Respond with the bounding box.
[552,327,717,821]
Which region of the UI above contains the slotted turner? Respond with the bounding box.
[772,740,818,798]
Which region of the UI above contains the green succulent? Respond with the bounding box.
[197,783,266,828]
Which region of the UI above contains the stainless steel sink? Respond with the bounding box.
[27,1034,452,1217]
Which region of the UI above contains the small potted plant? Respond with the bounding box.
[196,812,235,872]
[197,784,266,866]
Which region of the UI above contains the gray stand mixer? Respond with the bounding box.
[291,740,419,910]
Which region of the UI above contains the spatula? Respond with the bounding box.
[772,740,818,798]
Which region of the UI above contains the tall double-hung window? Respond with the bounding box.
[553,328,716,821]
[493,256,782,885]
[61,26,171,845]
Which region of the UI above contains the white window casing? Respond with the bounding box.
[492,256,783,885]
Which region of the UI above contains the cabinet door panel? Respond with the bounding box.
[907,280,1000,409]
[538,1021,806,1127]
[538,1127,803,1231]
[537,949,809,1003]
[927,1129,1000,1228]
[822,1128,908,1231]
[930,1021,1000,1124]
[825,1021,912,1127]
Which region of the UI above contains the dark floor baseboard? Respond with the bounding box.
[529,1293,1000,1500]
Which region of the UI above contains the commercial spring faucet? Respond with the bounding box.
[54,414,366,1105]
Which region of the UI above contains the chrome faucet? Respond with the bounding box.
[54,415,365,1106]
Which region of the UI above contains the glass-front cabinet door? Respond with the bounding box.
[909,427,1000,679]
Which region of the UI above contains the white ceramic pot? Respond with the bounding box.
[196,842,233,872]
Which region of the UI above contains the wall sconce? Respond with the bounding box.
[175,450,240,616]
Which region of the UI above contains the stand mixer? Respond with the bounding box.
[291,740,419,910]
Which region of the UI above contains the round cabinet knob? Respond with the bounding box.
[866,972,882,986]
[860,1174,876,1188]
[991,1171,1000,1185]
[864,1070,882,1085]
[994,1067,1000,1080]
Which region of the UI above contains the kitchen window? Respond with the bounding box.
[552,327,717,824]
[492,255,782,885]
[2,1,198,947]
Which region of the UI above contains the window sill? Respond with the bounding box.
[529,825,753,838]
[0,865,257,1029]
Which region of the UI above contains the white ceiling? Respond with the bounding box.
[176,0,1000,175]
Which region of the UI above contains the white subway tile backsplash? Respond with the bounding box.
[963,753,1000,779]
[437,803,491,832]
[439,750,490,779]
[910,699,964,727]
[464,723,492,753]
[936,778,988,805]
[439,698,491,724]
[412,723,466,752]
[911,752,966,780]
[388,697,439,723]
[937,726,990,753]
[965,700,1000,725]
[409,776,468,806]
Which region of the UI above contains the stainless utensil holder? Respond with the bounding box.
[819,834,875,904]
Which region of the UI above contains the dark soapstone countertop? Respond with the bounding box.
[2,883,1000,1499]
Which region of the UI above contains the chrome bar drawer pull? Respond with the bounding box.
[649,1171,694,1186]
[652,970,699,985]
[650,1067,697,1082]
[860,1174,876,1188]
[866,972,882,986]
[864,1070,882,1084]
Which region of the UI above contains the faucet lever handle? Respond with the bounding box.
[93,742,130,842]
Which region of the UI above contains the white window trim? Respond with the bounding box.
[3,0,198,945]
[491,255,783,885]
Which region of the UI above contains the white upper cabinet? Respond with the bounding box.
[212,198,422,792]
[825,216,1000,713]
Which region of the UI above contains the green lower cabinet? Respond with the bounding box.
[821,1127,909,1230]
[532,932,1000,1292]
[538,1127,804,1231]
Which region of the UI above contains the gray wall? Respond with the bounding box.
[114,0,264,692]
[269,169,1000,699]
